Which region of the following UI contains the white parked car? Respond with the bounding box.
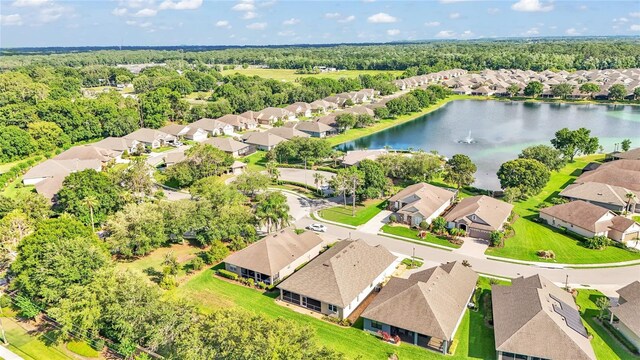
[307,223,327,232]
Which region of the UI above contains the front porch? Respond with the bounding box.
[390,326,447,353]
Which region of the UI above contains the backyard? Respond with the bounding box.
[220,68,403,83]
[381,224,461,249]
[318,199,387,226]
[167,269,499,360]
[116,242,205,284]
[485,154,640,264]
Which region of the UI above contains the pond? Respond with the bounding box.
[338,100,640,190]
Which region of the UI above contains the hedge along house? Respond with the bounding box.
[361,261,478,354]
[388,182,457,227]
[277,240,398,320]
[223,228,324,286]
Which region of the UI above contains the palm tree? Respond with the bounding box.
[313,173,325,195]
[330,150,344,167]
[625,192,637,214]
[255,192,291,233]
[266,161,280,183]
[84,195,98,232]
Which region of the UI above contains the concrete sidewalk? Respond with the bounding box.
[358,210,391,234]
[0,345,23,360]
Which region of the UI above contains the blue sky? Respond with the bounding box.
[0,0,639,47]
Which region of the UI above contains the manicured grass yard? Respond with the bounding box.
[0,316,73,360]
[486,154,640,264]
[381,224,460,249]
[168,269,498,360]
[318,199,387,226]
[241,151,269,171]
[575,289,634,360]
[116,242,204,283]
[220,68,403,83]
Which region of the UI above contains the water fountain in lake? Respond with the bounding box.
[458,130,476,144]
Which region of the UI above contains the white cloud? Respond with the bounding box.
[246,22,267,30]
[524,27,539,35]
[449,12,460,19]
[138,21,152,28]
[277,30,295,36]
[325,12,340,18]
[133,8,157,17]
[216,20,230,28]
[367,12,396,23]
[242,11,257,19]
[38,3,73,23]
[487,7,499,14]
[282,17,299,25]
[112,7,128,16]
[460,30,474,37]
[159,0,203,10]
[565,27,580,35]
[11,0,48,7]
[512,0,553,12]
[338,15,355,23]
[630,12,640,18]
[424,21,440,27]
[232,2,255,11]
[435,30,455,38]
[0,14,23,26]
[613,17,629,23]
[631,24,640,31]
[387,28,400,36]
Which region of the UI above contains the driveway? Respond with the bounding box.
[358,210,391,234]
[454,237,489,259]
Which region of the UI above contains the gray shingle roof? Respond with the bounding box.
[444,195,513,232]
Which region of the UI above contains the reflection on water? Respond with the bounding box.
[338,100,640,190]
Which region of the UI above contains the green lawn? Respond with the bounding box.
[116,242,204,283]
[575,289,635,360]
[1,316,73,360]
[220,68,403,83]
[318,199,387,226]
[167,269,498,360]
[327,95,472,147]
[241,151,269,171]
[486,154,640,264]
[151,146,174,153]
[1,177,35,199]
[381,224,460,249]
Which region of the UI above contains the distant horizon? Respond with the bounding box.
[2,35,639,52]
[1,0,639,48]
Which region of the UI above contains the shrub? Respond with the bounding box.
[536,250,556,259]
[159,275,178,290]
[189,257,205,271]
[388,214,397,224]
[217,269,238,280]
[257,281,267,290]
[0,295,11,308]
[419,220,429,231]
[91,338,105,351]
[246,278,255,287]
[585,235,609,250]
[322,316,352,327]
[15,295,39,319]
[200,241,230,265]
[489,231,505,247]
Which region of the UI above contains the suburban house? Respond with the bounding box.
[123,128,177,149]
[202,137,254,158]
[223,228,324,285]
[560,182,639,213]
[242,132,287,151]
[163,151,186,167]
[539,200,640,243]
[216,114,258,131]
[278,239,398,320]
[344,105,375,117]
[159,124,208,142]
[444,195,514,240]
[189,118,234,136]
[91,137,139,156]
[317,113,340,128]
[361,261,478,354]
[572,160,640,193]
[611,148,640,161]
[253,107,295,125]
[230,160,247,175]
[342,149,389,167]
[610,281,640,352]
[265,127,310,140]
[294,121,336,138]
[53,145,119,164]
[23,159,102,201]
[310,99,338,113]
[285,102,313,118]
[388,183,457,227]
[492,274,596,360]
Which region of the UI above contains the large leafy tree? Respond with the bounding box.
[165,144,234,188]
[234,170,270,198]
[443,154,477,189]
[608,84,627,101]
[550,127,599,161]
[579,83,600,99]
[357,159,389,200]
[57,170,123,226]
[10,215,111,307]
[0,125,35,162]
[106,202,166,258]
[551,83,574,99]
[497,158,550,197]
[524,81,544,98]
[27,121,70,152]
[518,144,566,171]
[255,191,291,233]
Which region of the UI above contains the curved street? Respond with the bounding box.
[283,191,640,296]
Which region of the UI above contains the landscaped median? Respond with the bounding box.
[317,199,387,227]
[380,224,461,250]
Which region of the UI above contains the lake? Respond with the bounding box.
[338,100,640,190]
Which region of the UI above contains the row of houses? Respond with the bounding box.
[222,227,637,358]
[440,68,640,99]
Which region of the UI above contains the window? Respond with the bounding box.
[282,290,300,304]
[328,304,337,313]
[370,321,383,330]
[228,265,237,272]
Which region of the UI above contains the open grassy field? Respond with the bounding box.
[168,269,500,360]
[220,68,403,83]
[381,224,461,249]
[575,289,635,360]
[116,242,204,283]
[0,316,73,360]
[486,154,640,264]
[318,199,387,226]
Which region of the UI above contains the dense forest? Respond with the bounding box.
[2,39,639,71]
